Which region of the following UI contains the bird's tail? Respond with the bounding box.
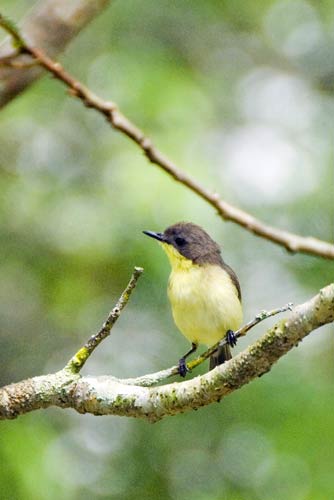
[209,344,232,370]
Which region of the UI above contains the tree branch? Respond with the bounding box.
[1,13,333,260]
[0,0,110,108]
[1,284,333,421]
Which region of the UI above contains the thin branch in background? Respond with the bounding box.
[65,266,144,374]
[0,53,38,69]
[0,13,333,260]
[0,14,24,47]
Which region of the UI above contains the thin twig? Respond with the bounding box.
[0,54,38,69]
[118,302,293,386]
[187,302,294,370]
[1,14,333,259]
[65,266,144,374]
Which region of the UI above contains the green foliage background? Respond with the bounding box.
[0,1,333,499]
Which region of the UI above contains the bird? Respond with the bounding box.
[143,222,243,376]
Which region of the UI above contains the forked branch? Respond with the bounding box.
[0,276,333,421]
[0,1,110,107]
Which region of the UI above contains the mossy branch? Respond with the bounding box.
[0,284,333,421]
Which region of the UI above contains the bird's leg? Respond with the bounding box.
[226,329,238,348]
[178,342,198,377]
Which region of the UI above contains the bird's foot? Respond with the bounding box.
[226,329,238,348]
[178,357,189,378]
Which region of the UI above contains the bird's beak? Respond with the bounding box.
[143,230,166,242]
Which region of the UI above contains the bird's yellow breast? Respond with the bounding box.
[162,243,243,346]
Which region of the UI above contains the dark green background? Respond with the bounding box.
[0,1,333,499]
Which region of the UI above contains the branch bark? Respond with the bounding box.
[0,0,110,108]
[0,14,333,259]
[1,284,333,422]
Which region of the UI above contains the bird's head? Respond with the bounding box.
[143,222,222,268]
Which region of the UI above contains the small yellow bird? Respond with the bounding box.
[144,222,243,376]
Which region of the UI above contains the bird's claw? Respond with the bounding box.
[226,329,237,347]
[178,357,188,377]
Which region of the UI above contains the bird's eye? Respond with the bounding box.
[175,236,187,246]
